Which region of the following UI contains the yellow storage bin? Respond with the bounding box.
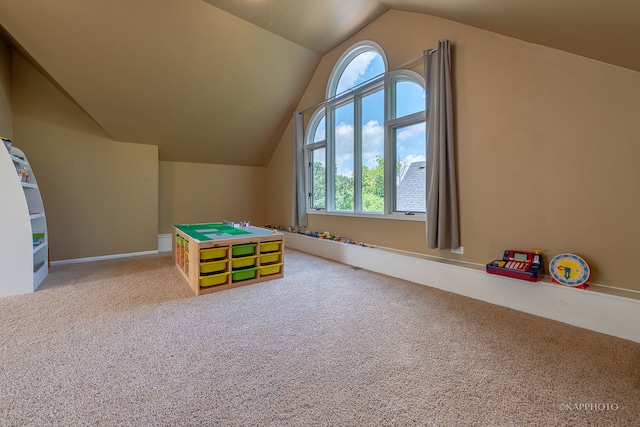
[260,251,281,265]
[200,259,228,274]
[259,262,283,276]
[199,271,230,287]
[260,241,282,253]
[232,255,257,269]
[200,246,228,261]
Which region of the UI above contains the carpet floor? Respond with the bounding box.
[1,249,639,426]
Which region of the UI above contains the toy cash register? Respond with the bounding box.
[486,250,544,282]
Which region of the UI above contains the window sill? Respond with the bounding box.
[307,210,425,222]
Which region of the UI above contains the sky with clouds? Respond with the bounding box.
[332,51,425,177]
[309,50,426,184]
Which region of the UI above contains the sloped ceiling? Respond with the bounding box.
[1,0,639,166]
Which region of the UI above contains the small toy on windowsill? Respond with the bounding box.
[264,225,375,248]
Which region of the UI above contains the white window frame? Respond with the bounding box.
[304,42,426,220]
[327,41,388,100]
[387,70,427,216]
[305,109,327,210]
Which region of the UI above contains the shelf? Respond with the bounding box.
[34,260,46,274]
[10,154,28,166]
[33,241,48,255]
[34,260,48,288]
[0,145,48,296]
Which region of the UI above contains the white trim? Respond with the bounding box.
[158,233,173,252]
[307,209,426,221]
[51,250,159,265]
[284,232,640,344]
[51,233,174,265]
[327,40,388,100]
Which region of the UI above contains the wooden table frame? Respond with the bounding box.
[173,224,284,295]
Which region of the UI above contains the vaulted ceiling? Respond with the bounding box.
[1,0,639,166]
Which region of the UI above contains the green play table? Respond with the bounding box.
[173,222,284,295]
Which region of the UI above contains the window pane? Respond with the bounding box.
[310,147,326,209]
[313,115,326,143]
[395,122,426,212]
[336,51,385,95]
[334,103,354,211]
[361,90,384,213]
[394,81,426,119]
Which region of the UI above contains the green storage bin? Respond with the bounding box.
[232,243,257,257]
[231,255,257,269]
[232,266,258,282]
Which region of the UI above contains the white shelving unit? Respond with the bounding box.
[0,143,48,297]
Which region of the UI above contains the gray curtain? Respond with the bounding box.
[291,111,308,227]
[424,40,459,249]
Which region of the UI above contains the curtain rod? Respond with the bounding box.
[299,53,425,115]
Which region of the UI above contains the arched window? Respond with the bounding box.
[328,42,387,98]
[305,42,426,215]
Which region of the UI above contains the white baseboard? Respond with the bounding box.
[158,233,173,252]
[284,232,640,344]
[51,233,173,266]
[51,250,159,266]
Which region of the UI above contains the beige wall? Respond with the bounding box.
[0,35,11,138]
[158,161,267,234]
[266,118,294,228]
[8,46,269,261]
[5,9,640,291]
[11,52,159,261]
[267,10,640,292]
